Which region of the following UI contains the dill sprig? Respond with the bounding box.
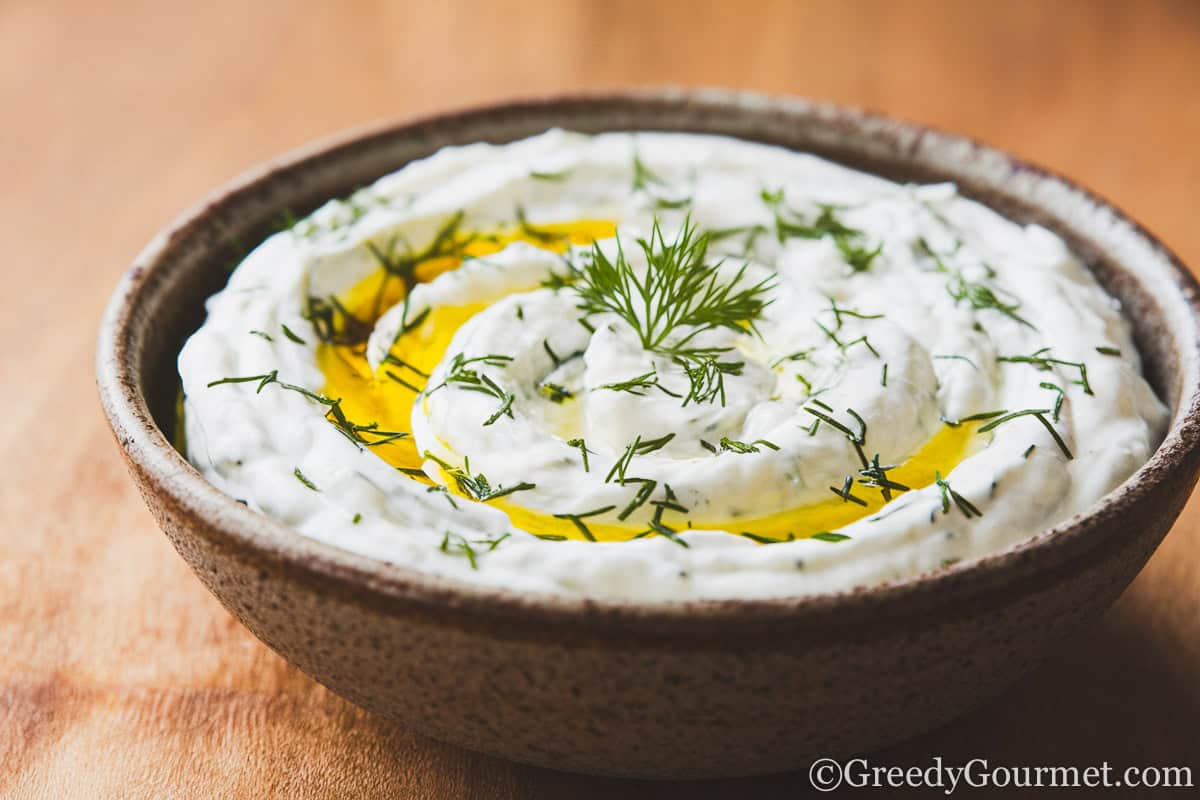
[575,218,773,351]
[573,218,773,406]
[997,347,1093,395]
[424,451,536,502]
[935,471,982,518]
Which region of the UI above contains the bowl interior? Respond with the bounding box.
[105,91,1200,628]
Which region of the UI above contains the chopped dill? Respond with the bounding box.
[935,471,981,518]
[552,505,616,542]
[857,454,910,501]
[280,323,306,345]
[998,347,1093,395]
[595,369,679,397]
[430,352,517,426]
[538,382,573,403]
[423,451,537,502]
[711,437,781,454]
[740,531,798,544]
[977,408,1074,459]
[293,467,318,491]
[530,168,572,181]
[1040,381,1065,421]
[829,475,868,506]
[208,370,407,449]
[810,531,851,542]
[933,354,979,370]
[916,237,1034,329]
[565,438,591,472]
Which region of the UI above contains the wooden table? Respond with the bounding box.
[3,1,1198,796]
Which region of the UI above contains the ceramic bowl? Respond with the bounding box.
[96,89,1200,779]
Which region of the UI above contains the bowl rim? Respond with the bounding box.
[96,87,1200,638]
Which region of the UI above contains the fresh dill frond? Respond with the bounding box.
[572,217,772,407]
[575,218,773,351]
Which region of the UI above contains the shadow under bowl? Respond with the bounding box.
[96,89,1200,779]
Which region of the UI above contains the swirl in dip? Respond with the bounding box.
[178,130,1168,600]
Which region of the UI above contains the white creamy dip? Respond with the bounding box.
[178,130,1168,600]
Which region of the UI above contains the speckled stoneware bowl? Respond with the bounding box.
[97,90,1200,779]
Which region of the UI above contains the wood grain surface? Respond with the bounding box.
[2,1,1198,796]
